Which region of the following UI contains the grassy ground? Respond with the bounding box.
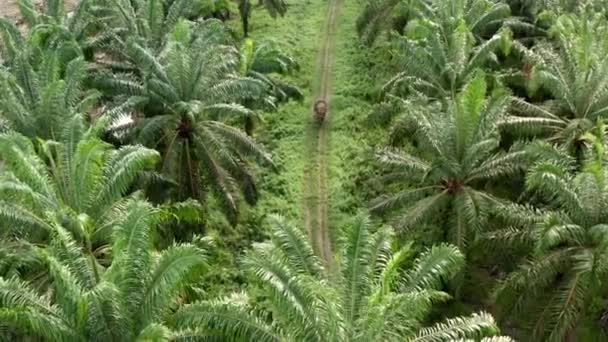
[249,0,383,246]
[247,0,328,225]
[202,0,390,294]
[249,0,380,245]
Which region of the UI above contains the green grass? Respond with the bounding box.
[199,1,331,295]
[324,0,382,238]
[247,0,382,243]
[247,0,384,243]
[246,0,329,224]
[201,0,392,293]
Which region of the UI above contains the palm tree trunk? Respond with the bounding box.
[238,0,251,37]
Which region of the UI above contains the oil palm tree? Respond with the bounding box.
[239,38,302,106]
[381,19,514,104]
[0,53,101,140]
[94,0,197,53]
[238,38,303,133]
[356,0,406,46]
[0,199,206,341]
[493,125,608,341]
[370,72,526,252]
[237,0,287,37]
[499,12,608,155]
[0,0,103,63]
[172,214,509,341]
[357,0,519,46]
[94,25,272,224]
[0,116,159,247]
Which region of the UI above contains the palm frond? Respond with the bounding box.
[412,312,500,342]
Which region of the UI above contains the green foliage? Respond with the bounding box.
[493,127,608,341]
[4,0,608,340]
[500,11,608,153]
[0,199,206,341]
[174,214,508,341]
[239,38,303,106]
[357,0,524,46]
[93,22,273,224]
[0,0,98,63]
[0,54,100,139]
[94,0,196,52]
[0,121,159,246]
[237,0,288,37]
[370,73,526,253]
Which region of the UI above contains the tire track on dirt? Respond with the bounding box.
[303,0,341,269]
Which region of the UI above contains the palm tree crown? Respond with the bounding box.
[494,125,608,341]
[173,214,509,341]
[95,21,273,224]
[0,199,206,341]
[500,12,608,153]
[371,72,526,252]
[0,116,159,247]
[0,54,99,140]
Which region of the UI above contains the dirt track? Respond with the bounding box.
[1,1,20,18]
[0,0,76,20]
[303,0,341,269]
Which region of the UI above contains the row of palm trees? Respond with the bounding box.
[361,0,608,340]
[0,0,301,224]
[0,0,513,341]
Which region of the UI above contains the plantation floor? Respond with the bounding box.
[304,0,342,267]
[1,0,22,18]
[245,0,373,271]
[0,0,77,19]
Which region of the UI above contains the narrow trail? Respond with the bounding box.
[303,0,341,268]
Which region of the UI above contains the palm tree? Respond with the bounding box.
[370,72,526,252]
[0,0,102,63]
[357,0,520,46]
[172,213,509,341]
[0,53,101,139]
[94,24,272,224]
[499,12,608,155]
[356,0,406,46]
[0,199,206,341]
[493,125,608,341]
[95,0,196,55]
[239,38,302,105]
[237,0,287,37]
[0,116,159,248]
[380,19,514,104]
[509,0,608,16]
[238,38,303,133]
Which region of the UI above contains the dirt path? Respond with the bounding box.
[303,0,341,269]
[0,1,77,20]
[0,1,24,19]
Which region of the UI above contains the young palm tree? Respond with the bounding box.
[0,199,206,341]
[0,53,101,140]
[0,0,102,63]
[499,12,608,155]
[238,38,303,133]
[95,0,196,55]
[94,23,272,224]
[239,38,303,106]
[370,72,526,252]
[381,19,514,104]
[494,125,608,341]
[0,116,159,247]
[357,0,519,46]
[172,214,509,341]
[237,0,287,37]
